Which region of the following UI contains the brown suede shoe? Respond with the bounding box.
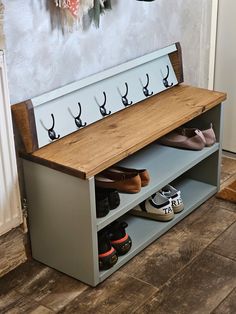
[95,171,142,194]
[103,166,150,187]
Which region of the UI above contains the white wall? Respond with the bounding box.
[3,0,212,104]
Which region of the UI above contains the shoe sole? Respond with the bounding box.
[99,250,118,270]
[111,235,132,256]
[130,209,174,222]
[173,203,184,213]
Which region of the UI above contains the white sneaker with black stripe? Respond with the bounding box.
[160,184,184,213]
[131,192,174,222]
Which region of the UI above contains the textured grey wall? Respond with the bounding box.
[3,0,212,104]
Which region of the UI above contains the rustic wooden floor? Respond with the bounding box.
[0,156,236,314]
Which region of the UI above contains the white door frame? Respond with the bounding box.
[208,0,219,90]
[213,0,236,153]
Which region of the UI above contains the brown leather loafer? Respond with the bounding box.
[103,166,150,187]
[95,171,142,194]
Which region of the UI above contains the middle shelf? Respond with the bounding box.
[96,142,219,231]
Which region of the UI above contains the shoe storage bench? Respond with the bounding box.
[12,43,226,286]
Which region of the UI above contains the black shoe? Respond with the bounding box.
[106,221,132,256]
[95,188,120,218]
[107,189,120,210]
[98,231,118,271]
[95,189,110,218]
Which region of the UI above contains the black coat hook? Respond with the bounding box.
[161,65,173,88]
[68,102,87,129]
[118,82,133,107]
[139,73,153,97]
[95,92,111,117]
[40,113,60,141]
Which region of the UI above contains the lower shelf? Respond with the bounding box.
[99,177,217,282]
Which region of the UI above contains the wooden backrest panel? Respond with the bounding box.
[20,85,226,179]
[169,42,184,83]
[12,43,183,153]
[11,100,38,152]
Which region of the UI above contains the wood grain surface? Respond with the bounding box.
[20,85,226,179]
[169,42,184,83]
[11,100,38,153]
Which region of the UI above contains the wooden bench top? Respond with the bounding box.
[21,85,226,179]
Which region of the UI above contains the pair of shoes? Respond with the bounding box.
[158,123,216,150]
[104,166,150,187]
[98,221,132,270]
[181,123,216,147]
[95,188,120,218]
[130,185,184,222]
[95,166,150,194]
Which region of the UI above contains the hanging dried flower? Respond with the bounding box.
[53,0,112,29]
[54,0,79,16]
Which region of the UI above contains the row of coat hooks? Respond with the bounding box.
[40,65,174,141]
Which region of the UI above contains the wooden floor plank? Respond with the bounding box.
[209,222,236,261]
[0,260,46,295]
[0,227,27,278]
[222,157,236,177]
[0,289,40,314]
[0,260,87,312]
[220,157,236,185]
[212,288,236,314]
[121,198,236,288]
[17,268,87,312]
[29,305,55,314]
[57,271,157,314]
[215,197,236,213]
[135,250,236,314]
